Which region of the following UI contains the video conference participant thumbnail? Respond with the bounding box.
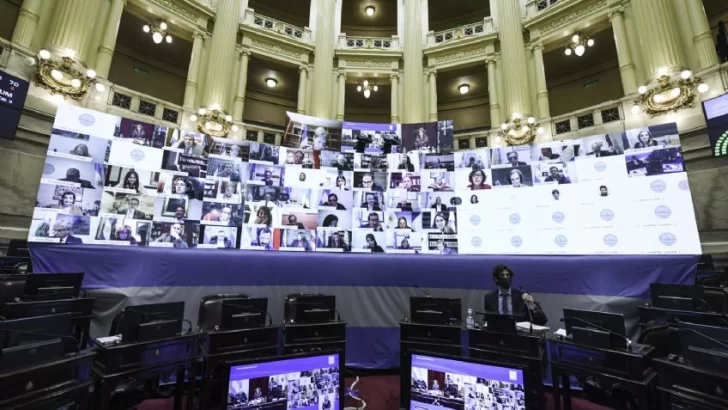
[354,152,389,172]
[353,171,386,192]
[53,104,119,137]
[47,128,111,163]
[532,162,576,185]
[42,213,94,244]
[150,221,198,248]
[240,226,276,250]
[354,191,384,211]
[318,210,352,230]
[201,201,242,227]
[156,173,205,200]
[421,153,455,171]
[387,230,421,253]
[454,167,493,191]
[108,139,164,170]
[161,150,208,178]
[284,111,343,151]
[491,146,532,168]
[100,192,154,220]
[247,142,279,164]
[316,229,352,252]
[530,140,581,163]
[421,171,454,192]
[422,209,457,234]
[199,225,239,249]
[386,211,422,232]
[114,117,158,147]
[154,196,203,222]
[208,158,246,182]
[319,170,353,191]
[354,210,385,232]
[389,152,420,172]
[209,137,249,160]
[341,122,402,154]
[36,184,99,216]
[279,147,315,169]
[319,151,354,171]
[455,148,489,170]
[105,166,154,195]
[387,191,422,212]
[280,210,317,230]
[248,164,285,187]
[164,129,209,156]
[319,189,353,211]
[624,147,685,177]
[388,172,421,192]
[351,230,386,253]
[491,166,534,188]
[41,156,104,190]
[402,123,437,153]
[280,229,316,252]
[205,180,242,203]
[94,217,151,245]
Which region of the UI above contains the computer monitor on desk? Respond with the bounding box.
[0,313,75,371]
[563,308,629,350]
[116,302,185,343]
[220,298,268,330]
[406,351,528,410]
[650,283,711,312]
[284,294,336,325]
[409,297,462,325]
[676,321,728,372]
[23,272,84,301]
[224,351,343,410]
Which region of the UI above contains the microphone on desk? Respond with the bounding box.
[560,317,633,352]
[519,286,535,334]
[414,284,434,299]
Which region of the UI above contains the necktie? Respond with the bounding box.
[500,293,510,315]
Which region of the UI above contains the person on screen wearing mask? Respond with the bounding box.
[483,264,547,325]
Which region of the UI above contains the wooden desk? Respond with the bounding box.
[200,326,280,409]
[399,321,463,409]
[92,333,198,410]
[282,321,346,354]
[654,358,728,409]
[637,305,727,327]
[1,297,95,349]
[548,337,656,410]
[469,328,545,409]
[0,351,95,410]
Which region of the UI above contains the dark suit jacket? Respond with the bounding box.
[118,209,146,219]
[483,288,548,325]
[61,235,83,244]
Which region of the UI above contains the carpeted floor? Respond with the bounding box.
[135,374,614,410]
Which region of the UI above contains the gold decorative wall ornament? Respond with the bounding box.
[497,113,544,146]
[32,49,101,100]
[631,69,709,117]
[189,104,237,138]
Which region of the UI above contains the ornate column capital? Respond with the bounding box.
[390,72,400,81]
[531,42,544,52]
[337,71,346,79]
[239,46,251,57]
[299,65,309,74]
[608,6,625,21]
[193,28,206,41]
[428,69,437,78]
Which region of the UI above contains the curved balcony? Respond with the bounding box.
[242,8,312,44]
[426,18,496,47]
[337,35,401,51]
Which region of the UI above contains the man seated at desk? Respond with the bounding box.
[484,264,548,325]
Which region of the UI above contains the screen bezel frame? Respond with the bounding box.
[223,349,345,410]
[701,92,728,157]
[404,350,529,410]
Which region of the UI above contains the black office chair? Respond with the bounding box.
[0,274,27,307]
[197,293,249,332]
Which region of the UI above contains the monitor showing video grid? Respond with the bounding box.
[28,105,700,255]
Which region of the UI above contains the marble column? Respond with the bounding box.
[309,0,337,118]
[336,72,346,120]
[631,0,685,76]
[297,66,308,114]
[495,55,506,124]
[94,0,126,78]
[685,0,719,69]
[403,0,426,123]
[486,58,501,128]
[428,70,438,121]
[233,49,251,121]
[11,0,43,49]
[532,43,550,118]
[624,5,647,85]
[496,0,531,117]
[45,0,101,63]
[85,0,110,66]
[183,31,205,110]
[609,8,638,94]
[391,73,400,123]
[202,0,241,109]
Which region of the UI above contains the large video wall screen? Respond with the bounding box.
[29,106,700,255]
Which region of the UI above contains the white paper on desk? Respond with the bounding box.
[554,328,567,337]
[96,335,121,345]
[516,322,550,332]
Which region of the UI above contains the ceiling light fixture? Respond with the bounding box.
[459,84,470,95]
[266,78,278,88]
[143,21,173,44]
[357,79,378,98]
[365,5,375,16]
[565,32,594,57]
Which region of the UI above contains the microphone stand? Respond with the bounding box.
[520,286,535,334]
[561,316,633,351]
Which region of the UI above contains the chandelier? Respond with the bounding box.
[189,104,238,138]
[357,80,378,98]
[497,113,544,146]
[32,49,102,100]
[564,33,594,57]
[143,21,173,44]
[631,68,709,117]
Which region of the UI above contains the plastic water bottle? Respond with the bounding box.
[466,308,475,329]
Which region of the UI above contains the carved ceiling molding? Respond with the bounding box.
[344,60,393,69]
[143,0,213,25]
[529,0,609,37]
[427,46,489,69]
[249,38,309,64]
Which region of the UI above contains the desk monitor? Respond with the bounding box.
[483,313,520,334]
[406,351,527,410]
[563,308,628,350]
[7,239,30,258]
[224,350,343,410]
[409,297,462,325]
[118,301,185,343]
[284,294,336,325]
[0,312,74,352]
[677,321,728,373]
[650,283,710,312]
[23,272,84,300]
[220,298,268,330]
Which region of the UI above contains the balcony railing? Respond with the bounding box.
[549,99,624,138]
[243,9,312,43]
[526,0,561,16]
[337,34,401,50]
[106,84,183,126]
[427,18,495,46]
